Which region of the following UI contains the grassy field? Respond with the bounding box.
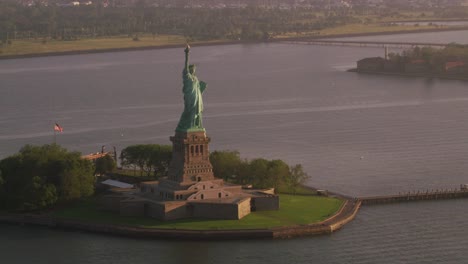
[275,23,448,39]
[318,23,442,36]
[52,194,343,230]
[276,185,317,195]
[0,35,226,57]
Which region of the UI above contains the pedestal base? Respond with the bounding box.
[167,130,215,185]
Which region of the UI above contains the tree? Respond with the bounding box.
[287,164,310,194]
[0,169,4,208]
[267,159,290,191]
[58,155,95,201]
[120,145,143,175]
[148,145,172,178]
[0,144,95,211]
[95,154,117,175]
[210,150,242,182]
[120,144,172,178]
[248,158,270,188]
[22,176,57,211]
[210,151,310,191]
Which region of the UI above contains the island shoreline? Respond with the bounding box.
[349,68,468,82]
[0,197,361,240]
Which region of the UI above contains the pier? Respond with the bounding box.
[283,40,450,49]
[360,187,468,205]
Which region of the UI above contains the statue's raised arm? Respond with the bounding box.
[176,45,206,132]
[184,44,190,74]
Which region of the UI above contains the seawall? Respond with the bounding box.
[0,198,361,240]
[272,200,361,239]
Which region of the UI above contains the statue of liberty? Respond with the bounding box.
[176,44,207,132]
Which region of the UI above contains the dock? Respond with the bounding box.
[360,187,468,205]
[282,40,451,49]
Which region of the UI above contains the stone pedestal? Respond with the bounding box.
[167,130,215,187]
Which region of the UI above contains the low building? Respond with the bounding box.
[101,185,278,220]
[445,61,466,74]
[383,60,400,72]
[100,179,134,189]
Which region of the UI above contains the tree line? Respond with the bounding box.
[0,144,95,211]
[210,150,309,193]
[2,1,468,45]
[0,1,359,44]
[119,145,309,193]
[0,143,309,211]
[387,44,468,73]
[120,144,171,177]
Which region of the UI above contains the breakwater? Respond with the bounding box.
[360,188,468,205]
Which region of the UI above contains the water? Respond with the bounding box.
[1,30,468,263]
[3,199,468,264]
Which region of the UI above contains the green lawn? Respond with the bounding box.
[276,185,317,195]
[318,23,445,36]
[52,194,343,230]
[274,23,455,39]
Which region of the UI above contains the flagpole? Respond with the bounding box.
[53,122,63,145]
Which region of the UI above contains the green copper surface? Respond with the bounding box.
[176,45,207,132]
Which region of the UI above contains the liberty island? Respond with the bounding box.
[0,44,349,239]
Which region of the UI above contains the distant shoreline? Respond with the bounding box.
[382,18,468,23]
[0,40,241,61]
[1,26,468,61]
[349,68,468,82]
[281,26,468,41]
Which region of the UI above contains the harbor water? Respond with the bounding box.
[1,30,468,263]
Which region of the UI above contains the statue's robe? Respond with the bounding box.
[176,69,206,131]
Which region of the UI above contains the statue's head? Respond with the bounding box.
[189,64,196,74]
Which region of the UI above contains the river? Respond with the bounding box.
[1,30,468,263]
